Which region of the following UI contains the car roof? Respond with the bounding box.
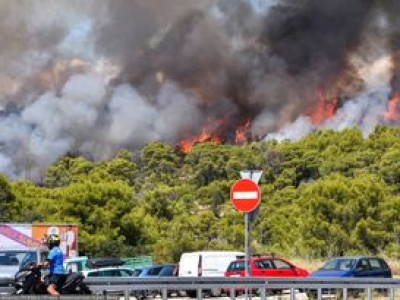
[82,266,133,274]
[328,256,383,260]
[231,255,284,262]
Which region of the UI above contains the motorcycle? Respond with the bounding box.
[13,262,91,295]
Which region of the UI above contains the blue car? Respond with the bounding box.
[309,256,392,278]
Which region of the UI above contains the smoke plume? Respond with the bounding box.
[0,0,399,179]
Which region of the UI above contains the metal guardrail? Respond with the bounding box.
[1,277,400,299]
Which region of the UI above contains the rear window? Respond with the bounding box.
[158,265,176,276]
[369,258,389,270]
[0,250,38,267]
[227,261,245,272]
[272,259,292,269]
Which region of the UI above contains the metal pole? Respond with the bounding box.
[245,212,249,277]
[248,215,252,275]
[244,212,249,300]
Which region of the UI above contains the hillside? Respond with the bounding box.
[1,125,400,263]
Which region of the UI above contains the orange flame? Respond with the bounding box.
[383,93,400,121]
[235,120,250,144]
[177,117,251,153]
[178,129,222,153]
[307,90,339,125]
[178,118,224,153]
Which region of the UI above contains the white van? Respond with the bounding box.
[178,250,245,297]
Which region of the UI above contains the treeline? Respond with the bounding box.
[1,125,400,263]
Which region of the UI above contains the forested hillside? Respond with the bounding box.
[2,125,400,263]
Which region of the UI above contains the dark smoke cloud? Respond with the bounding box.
[261,0,374,76]
[0,0,400,179]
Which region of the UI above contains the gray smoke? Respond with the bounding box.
[0,0,399,179]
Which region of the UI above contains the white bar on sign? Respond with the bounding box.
[233,191,258,199]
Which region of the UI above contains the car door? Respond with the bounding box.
[253,259,273,276]
[271,259,298,277]
[354,258,371,277]
[367,258,391,278]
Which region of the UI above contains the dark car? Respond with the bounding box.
[309,256,392,278]
[134,264,180,297]
[307,256,392,298]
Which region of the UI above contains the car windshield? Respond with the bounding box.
[320,258,356,271]
[0,250,36,267]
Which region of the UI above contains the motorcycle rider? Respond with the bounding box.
[38,234,66,296]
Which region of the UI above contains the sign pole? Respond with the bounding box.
[230,170,262,300]
[245,212,249,277]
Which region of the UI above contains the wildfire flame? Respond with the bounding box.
[383,93,400,121]
[235,120,251,143]
[306,90,340,125]
[177,118,251,153]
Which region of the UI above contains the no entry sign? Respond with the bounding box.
[230,178,261,212]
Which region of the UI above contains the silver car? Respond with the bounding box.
[0,247,49,280]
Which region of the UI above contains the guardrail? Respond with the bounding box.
[1,277,400,300]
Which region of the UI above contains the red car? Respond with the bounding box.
[225,254,309,278]
[224,255,309,295]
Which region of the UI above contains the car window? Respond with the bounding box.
[120,269,134,276]
[255,259,272,269]
[87,271,101,277]
[227,261,244,272]
[148,266,163,275]
[0,251,41,267]
[321,258,355,270]
[158,265,175,276]
[356,259,370,271]
[378,258,390,270]
[132,269,142,276]
[272,259,292,269]
[102,269,122,276]
[337,259,355,271]
[368,258,385,270]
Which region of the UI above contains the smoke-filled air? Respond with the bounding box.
[1,0,400,179]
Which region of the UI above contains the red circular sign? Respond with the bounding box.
[230,178,261,212]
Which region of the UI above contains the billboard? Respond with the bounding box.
[0,223,78,258]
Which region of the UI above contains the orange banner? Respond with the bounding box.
[32,224,78,258]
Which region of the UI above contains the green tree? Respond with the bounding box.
[0,175,16,221]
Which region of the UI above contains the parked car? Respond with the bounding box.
[308,256,392,278]
[307,256,392,298]
[225,254,310,278]
[81,266,136,278]
[178,250,244,297]
[158,263,179,277]
[135,264,164,277]
[224,254,309,296]
[134,264,180,298]
[0,247,49,280]
[179,251,244,278]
